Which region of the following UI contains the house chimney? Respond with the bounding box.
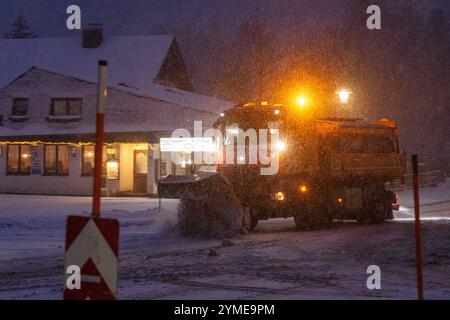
[82,23,103,48]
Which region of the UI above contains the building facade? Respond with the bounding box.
[0,30,233,196]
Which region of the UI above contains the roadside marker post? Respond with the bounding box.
[412,154,424,300]
[64,61,120,300]
[92,60,108,218]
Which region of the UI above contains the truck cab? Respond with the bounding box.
[214,104,406,229]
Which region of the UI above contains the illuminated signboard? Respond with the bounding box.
[160,137,216,152]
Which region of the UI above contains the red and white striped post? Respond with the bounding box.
[412,154,424,300]
[92,60,108,218]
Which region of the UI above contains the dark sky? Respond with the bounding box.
[1,1,447,39]
[0,1,358,38]
[0,0,340,37]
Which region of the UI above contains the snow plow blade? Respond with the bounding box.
[158,172,220,199]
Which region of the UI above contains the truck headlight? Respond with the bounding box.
[276,141,286,152]
[274,191,286,201]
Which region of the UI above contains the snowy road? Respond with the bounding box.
[0,181,449,300]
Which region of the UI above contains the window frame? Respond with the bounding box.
[81,146,120,179]
[43,145,69,176]
[50,98,83,117]
[6,144,31,176]
[11,98,29,117]
[336,135,396,154]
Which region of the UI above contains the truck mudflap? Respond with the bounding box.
[157,172,219,199]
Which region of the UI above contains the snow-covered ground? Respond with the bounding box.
[0,180,449,300]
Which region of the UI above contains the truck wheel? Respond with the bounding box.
[250,216,259,230]
[294,212,316,231]
[385,190,394,220]
[356,187,387,224]
[294,205,330,231]
[243,207,259,231]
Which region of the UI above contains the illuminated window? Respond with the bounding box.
[6,144,31,175]
[44,145,69,176]
[81,146,119,178]
[82,146,95,176]
[106,146,117,161]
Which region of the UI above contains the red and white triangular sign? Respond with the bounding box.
[64,216,119,300]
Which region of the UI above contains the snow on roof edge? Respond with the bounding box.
[2,66,234,116]
[114,83,235,115]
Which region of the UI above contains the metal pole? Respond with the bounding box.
[412,154,424,300]
[92,60,107,218]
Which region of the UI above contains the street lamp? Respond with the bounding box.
[337,90,351,104]
[296,96,308,108]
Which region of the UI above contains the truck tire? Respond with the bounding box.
[294,205,331,231]
[386,192,394,220]
[250,216,259,230]
[385,191,394,220]
[356,186,388,224]
[294,212,316,231]
[243,206,259,231]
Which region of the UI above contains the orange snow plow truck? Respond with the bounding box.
[159,103,406,231]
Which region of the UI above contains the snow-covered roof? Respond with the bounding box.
[0,67,229,140]
[0,35,174,90]
[115,82,234,115]
[0,108,219,140]
[0,36,235,115]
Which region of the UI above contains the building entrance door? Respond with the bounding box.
[133,150,148,193]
